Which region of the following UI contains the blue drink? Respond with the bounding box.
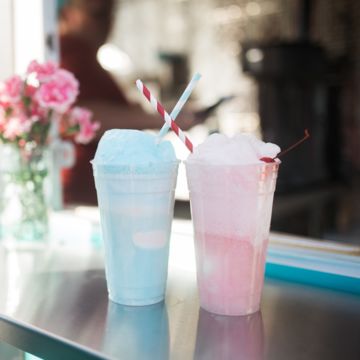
[92,130,178,305]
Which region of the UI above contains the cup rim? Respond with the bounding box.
[183,159,280,168]
[91,159,180,167]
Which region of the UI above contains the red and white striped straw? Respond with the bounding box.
[136,79,193,152]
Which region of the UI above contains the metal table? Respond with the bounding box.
[0,218,359,360]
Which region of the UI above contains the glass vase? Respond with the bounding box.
[0,144,49,246]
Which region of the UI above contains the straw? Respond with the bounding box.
[136,79,194,152]
[158,72,201,139]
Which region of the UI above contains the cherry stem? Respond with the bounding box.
[274,129,310,159]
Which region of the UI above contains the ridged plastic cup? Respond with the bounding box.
[185,161,279,315]
[93,161,179,306]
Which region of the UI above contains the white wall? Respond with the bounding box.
[0,0,59,78]
[0,0,15,79]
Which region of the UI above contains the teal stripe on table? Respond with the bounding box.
[265,262,360,295]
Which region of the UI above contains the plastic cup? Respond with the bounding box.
[92,161,179,306]
[185,161,279,315]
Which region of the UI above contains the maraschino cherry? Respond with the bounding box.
[260,156,276,163]
[260,129,310,163]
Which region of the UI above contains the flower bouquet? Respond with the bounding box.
[0,60,99,244]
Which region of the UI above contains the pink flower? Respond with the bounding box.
[30,100,48,119]
[0,108,5,131]
[76,120,100,144]
[27,60,58,82]
[2,114,32,141]
[24,84,37,97]
[0,75,23,103]
[1,61,95,147]
[35,69,79,113]
[69,107,100,144]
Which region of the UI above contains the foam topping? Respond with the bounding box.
[93,129,177,166]
[187,133,280,165]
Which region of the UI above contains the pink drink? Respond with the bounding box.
[186,161,279,316]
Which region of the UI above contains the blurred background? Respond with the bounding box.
[105,0,359,245]
[1,0,360,245]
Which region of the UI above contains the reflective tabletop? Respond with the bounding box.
[0,218,360,360]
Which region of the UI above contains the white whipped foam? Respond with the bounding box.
[187,133,280,165]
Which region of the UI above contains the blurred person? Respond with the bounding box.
[58,0,200,204]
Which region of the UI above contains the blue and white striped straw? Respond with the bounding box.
[157,72,201,140]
